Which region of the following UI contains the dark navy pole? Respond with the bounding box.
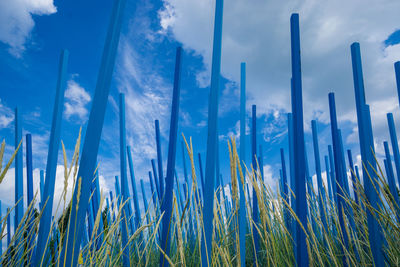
[290,14,308,267]
[239,62,246,267]
[14,107,23,233]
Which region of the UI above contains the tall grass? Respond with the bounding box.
[0,134,400,266]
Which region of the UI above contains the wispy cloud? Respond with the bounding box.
[0,0,57,57]
[0,99,14,128]
[64,78,91,123]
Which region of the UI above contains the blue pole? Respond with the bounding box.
[201,0,223,264]
[109,191,116,222]
[151,159,161,202]
[290,14,308,267]
[280,149,290,230]
[395,62,400,107]
[287,112,297,257]
[239,62,246,267]
[25,134,35,260]
[198,153,205,193]
[328,93,349,258]
[311,120,327,231]
[347,150,359,205]
[351,42,384,266]
[140,179,151,226]
[155,119,165,202]
[251,104,260,260]
[35,49,69,266]
[324,156,333,202]
[127,146,143,231]
[383,142,400,210]
[14,107,23,233]
[328,145,337,203]
[387,113,400,187]
[159,46,183,267]
[39,170,44,209]
[60,0,127,263]
[119,93,131,267]
[7,208,10,247]
[148,171,158,209]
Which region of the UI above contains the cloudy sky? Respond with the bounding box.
[0,0,399,219]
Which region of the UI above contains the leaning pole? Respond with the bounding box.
[59,0,127,266]
[160,46,183,267]
[290,13,309,267]
[34,49,69,266]
[201,0,224,265]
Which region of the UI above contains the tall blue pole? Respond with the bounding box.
[239,62,246,267]
[198,153,205,194]
[60,0,127,264]
[395,62,400,107]
[280,149,290,230]
[351,42,384,266]
[387,113,400,187]
[201,0,223,265]
[35,49,69,266]
[251,104,260,260]
[287,112,297,257]
[127,146,143,244]
[7,208,11,247]
[39,170,44,209]
[311,120,327,231]
[25,134,35,260]
[119,93,131,267]
[329,93,349,263]
[155,119,165,202]
[383,142,400,209]
[140,179,151,226]
[290,14,308,267]
[324,155,333,202]
[14,107,23,233]
[160,46,183,267]
[328,145,337,203]
[347,150,359,205]
[151,159,161,201]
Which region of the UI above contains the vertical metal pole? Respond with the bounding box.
[290,14,308,267]
[201,0,224,264]
[155,119,165,202]
[35,49,69,265]
[351,42,384,266]
[347,150,359,205]
[239,62,246,267]
[387,113,400,187]
[251,104,260,261]
[311,120,327,231]
[14,107,23,231]
[160,47,183,267]
[384,142,400,211]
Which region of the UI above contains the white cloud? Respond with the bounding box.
[158,0,400,146]
[0,0,57,57]
[0,99,14,128]
[64,79,91,123]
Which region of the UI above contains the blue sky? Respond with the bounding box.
[1,0,400,214]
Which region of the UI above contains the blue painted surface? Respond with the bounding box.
[387,113,400,188]
[14,107,23,234]
[155,119,165,203]
[239,62,246,267]
[251,104,260,261]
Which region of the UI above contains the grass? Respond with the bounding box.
[0,134,400,266]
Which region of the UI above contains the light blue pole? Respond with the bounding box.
[60,0,127,263]
[14,107,23,232]
[239,62,246,267]
[119,93,131,267]
[351,42,384,266]
[35,49,69,266]
[160,47,183,267]
[109,191,116,222]
[251,104,260,261]
[311,120,327,231]
[201,0,224,265]
[387,113,400,187]
[155,119,165,203]
[290,14,308,267]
